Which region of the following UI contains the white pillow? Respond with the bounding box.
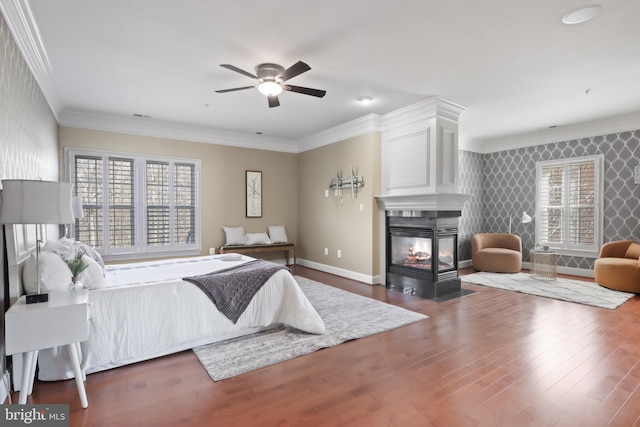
[23,252,71,293]
[43,238,105,274]
[42,239,74,259]
[245,232,272,245]
[268,225,288,243]
[77,255,105,290]
[223,226,246,246]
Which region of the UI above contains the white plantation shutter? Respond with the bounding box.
[568,161,596,246]
[174,163,196,244]
[536,155,602,256]
[539,164,564,245]
[109,157,135,248]
[74,155,104,248]
[68,149,200,259]
[146,161,170,246]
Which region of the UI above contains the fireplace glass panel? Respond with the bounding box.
[391,235,432,270]
[438,236,455,271]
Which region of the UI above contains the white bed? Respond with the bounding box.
[5,226,325,385]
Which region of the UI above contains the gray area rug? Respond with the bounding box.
[193,276,428,381]
[463,272,634,310]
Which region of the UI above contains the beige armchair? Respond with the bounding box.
[472,233,523,273]
[594,240,640,293]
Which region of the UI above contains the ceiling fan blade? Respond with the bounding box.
[268,95,280,108]
[215,85,256,93]
[219,64,258,79]
[281,61,311,81]
[283,85,326,98]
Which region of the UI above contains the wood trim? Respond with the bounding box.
[216,243,296,265]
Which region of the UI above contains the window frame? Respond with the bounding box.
[535,154,604,258]
[65,147,201,261]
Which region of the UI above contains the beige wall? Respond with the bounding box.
[59,126,298,255]
[298,132,381,278]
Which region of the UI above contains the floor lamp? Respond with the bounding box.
[0,179,75,304]
[509,211,532,234]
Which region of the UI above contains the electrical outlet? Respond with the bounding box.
[337,249,342,258]
[359,203,364,211]
[324,248,328,256]
[324,189,329,197]
[635,165,640,184]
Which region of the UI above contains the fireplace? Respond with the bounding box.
[386,210,464,300]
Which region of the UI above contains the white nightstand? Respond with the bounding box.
[5,289,90,408]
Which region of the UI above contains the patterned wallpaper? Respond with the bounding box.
[458,150,484,262]
[0,10,59,391]
[0,13,58,182]
[458,130,640,271]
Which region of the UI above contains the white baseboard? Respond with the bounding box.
[295,259,594,288]
[296,258,379,285]
[521,262,594,278]
[458,259,595,278]
[459,259,473,268]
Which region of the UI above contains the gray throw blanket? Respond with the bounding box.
[183,260,289,323]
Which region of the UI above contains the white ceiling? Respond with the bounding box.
[4,0,640,151]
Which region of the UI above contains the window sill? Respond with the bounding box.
[103,248,203,263]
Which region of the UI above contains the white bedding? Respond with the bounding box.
[37,255,325,381]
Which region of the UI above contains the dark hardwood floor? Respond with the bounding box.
[11,266,640,426]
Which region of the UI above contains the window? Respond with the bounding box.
[67,148,200,260]
[536,155,603,257]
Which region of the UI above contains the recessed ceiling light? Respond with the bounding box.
[562,4,601,24]
[357,96,374,104]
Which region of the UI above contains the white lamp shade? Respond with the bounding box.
[521,212,533,224]
[0,180,75,225]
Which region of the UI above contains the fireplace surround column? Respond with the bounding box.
[375,96,471,299]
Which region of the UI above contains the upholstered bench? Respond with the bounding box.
[213,243,297,265]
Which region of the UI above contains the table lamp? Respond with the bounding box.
[0,179,75,303]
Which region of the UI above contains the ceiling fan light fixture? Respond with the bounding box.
[258,81,282,96]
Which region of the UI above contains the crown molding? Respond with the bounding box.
[382,96,466,132]
[298,97,468,152]
[0,0,61,117]
[298,113,382,152]
[478,110,640,154]
[59,110,299,153]
[458,135,485,153]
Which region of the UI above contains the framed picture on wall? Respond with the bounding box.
[246,170,262,217]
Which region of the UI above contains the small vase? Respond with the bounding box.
[69,276,84,292]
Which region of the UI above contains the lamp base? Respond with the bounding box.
[26,292,49,304]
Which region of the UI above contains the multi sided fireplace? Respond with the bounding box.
[386,210,463,300]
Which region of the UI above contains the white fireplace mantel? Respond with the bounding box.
[376,193,471,212]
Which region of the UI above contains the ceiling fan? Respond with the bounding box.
[215,61,326,108]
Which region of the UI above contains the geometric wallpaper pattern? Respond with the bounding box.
[458,150,484,262]
[458,130,640,271]
[0,11,58,183]
[0,10,59,384]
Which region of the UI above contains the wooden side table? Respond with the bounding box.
[5,290,90,408]
[530,250,558,281]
